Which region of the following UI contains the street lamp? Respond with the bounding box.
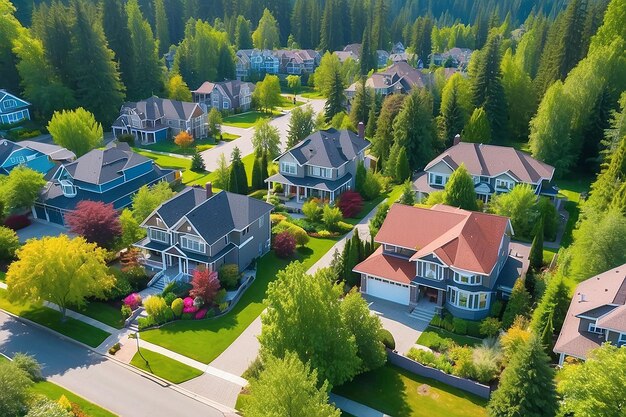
[135,331,150,369]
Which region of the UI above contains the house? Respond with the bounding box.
[334,50,359,63]
[33,142,177,225]
[345,62,431,99]
[554,264,626,365]
[392,42,406,54]
[0,90,30,125]
[0,139,75,175]
[134,184,273,281]
[413,140,556,204]
[241,49,280,75]
[431,47,474,69]
[376,50,390,68]
[236,51,252,80]
[353,204,527,321]
[111,96,207,144]
[275,49,321,74]
[389,52,415,63]
[343,43,362,59]
[265,128,370,205]
[192,80,255,113]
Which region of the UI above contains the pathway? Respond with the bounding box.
[200,96,326,171]
[329,394,390,417]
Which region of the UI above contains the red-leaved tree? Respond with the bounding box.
[337,191,364,218]
[65,201,121,249]
[273,231,296,258]
[189,267,221,305]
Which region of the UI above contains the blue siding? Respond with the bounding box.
[1,149,53,174]
[123,161,153,181]
[100,176,125,192]
[155,129,168,142]
[73,180,100,193]
[446,302,491,321]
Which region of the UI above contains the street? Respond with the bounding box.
[0,312,228,417]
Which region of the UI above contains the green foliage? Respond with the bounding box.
[369,203,389,237]
[234,15,253,49]
[313,52,343,97]
[441,164,478,211]
[355,161,367,195]
[487,336,557,417]
[213,153,230,190]
[253,74,282,112]
[131,181,174,222]
[324,66,345,121]
[349,78,372,127]
[537,197,558,241]
[218,264,239,290]
[392,88,436,170]
[118,209,144,249]
[252,8,280,49]
[47,108,103,157]
[530,275,571,342]
[252,119,281,158]
[373,94,405,165]
[501,48,534,140]
[250,156,264,191]
[153,0,169,56]
[395,147,410,183]
[529,218,544,271]
[489,184,539,240]
[361,170,382,201]
[286,105,314,148]
[0,359,33,417]
[322,205,343,231]
[462,107,492,144]
[228,147,248,195]
[479,317,502,338]
[398,180,416,206]
[207,107,222,138]
[12,353,43,382]
[439,73,472,146]
[144,296,167,320]
[0,226,19,261]
[302,200,322,222]
[502,279,532,329]
[244,353,341,417]
[379,328,395,350]
[166,74,191,101]
[191,152,206,172]
[286,75,301,94]
[170,298,183,317]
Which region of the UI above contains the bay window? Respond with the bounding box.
[447,286,489,310]
[453,272,482,285]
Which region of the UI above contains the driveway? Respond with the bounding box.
[16,219,74,243]
[200,96,326,171]
[0,313,228,417]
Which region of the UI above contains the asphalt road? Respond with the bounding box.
[0,312,226,417]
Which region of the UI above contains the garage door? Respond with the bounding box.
[366,277,410,305]
[46,208,65,225]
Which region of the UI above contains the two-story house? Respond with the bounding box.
[236,51,252,80]
[265,128,370,205]
[413,141,556,204]
[33,142,177,225]
[134,184,273,284]
[244,49,280,75]
[354,204,526,321]
[345,62,431,99]
[554,264,626,365]
[0,90,30,125]
[0,139,75,175]
[111,96,207,144]
[192,80,255,113]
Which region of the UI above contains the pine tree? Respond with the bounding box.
[487,336,558,417]
[441,164,478,211]
[384,143,401,177]
[372,94,405,166]
[234,15,253,49]
[360,28,375,75]
[191,151,205,172]
[462,107,492,143]
[251,156,264,191]
[395,148,410,183]
[439,73,471,147]
[154,0,169,55]
[398,179,416,206]
[101,0,133,89]
[502,279,532,329]
[529,217,544,272]
[324,68,345,121]
[411,16,433,64]
[501,48,534,141]
[252,8,280,50]
[228,147,248,195]
[350,78,371,128]
[365,104,377,138]
[371,0,388,50]
[392,88,436,170]
[260,151,269,184]
[0,0,21,93]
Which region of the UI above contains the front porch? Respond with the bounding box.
[265,173,353,206]
[410,283,445,312]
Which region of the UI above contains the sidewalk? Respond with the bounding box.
[329,394,390,417]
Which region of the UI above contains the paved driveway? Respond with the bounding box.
[16,220,74,243]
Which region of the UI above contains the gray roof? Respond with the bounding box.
[0,139,22,164]
[284,128,370,168]
[266,172,353,192]
[185,191,273,244]
[122,96,203,122]
[18,140,75,162]
[152,187,207,228]
[63,142,150,185]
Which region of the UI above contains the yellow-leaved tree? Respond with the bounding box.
[6,235,115,321]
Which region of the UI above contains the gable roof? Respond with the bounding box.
[554,264,626,359]
[18,141,75,162]
[375,204,511,275]
[424,142,555,184]
[346,62,430,93]
[280,128,370,168]
[63,142,150,185]
[148,187,207,228]
[0,139,23,165]
[0,90,30,113]
[121,96,204,122]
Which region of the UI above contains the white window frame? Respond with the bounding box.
[453,272,483,286]
[447,286,490,311]
[280,161,297,175]
[181,235,205,253]
[618,333,626,347]
[428,173,445,186]
[423,261,442,281]
[149,228,169,243]
[588,323,604,334]
[4,99,16,109]
[496,179,513,190]
[223,101,229,109]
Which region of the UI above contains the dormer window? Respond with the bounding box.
[60,180,76,197]
[4,99,16,109]
[588,323,604,334]
[280,162,297,175]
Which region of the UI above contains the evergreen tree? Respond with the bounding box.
[287,105,315,148]
[365,104,377,139]
[370,0,388,50]
[260,152,269,184]
[190,151,205,172]
[234,15,253,50]
[360,28,375,75]
[502,279,532,329]
[154,0,169,55]
[355,161,366,195]
[102,0,133,89]
[439,73,472,147]
[0,0,21,94]
[463,107,492,143]
[319,0,343,52]
[324,68,345,121]
[252,8,280,50]
[530,275,575,342]
[487,336,558,417]
[384,143,401,178]
[392,88,436,170]
[398,179,416,206]
[411,16,433,64]
[441,164,478,211]
[69,0,125,123]
[372,94,405,167]
[126,0,163,100]
[228,147,248,195]
[290,0,308,48]
[529,217,544,272]
[501,48,534,141]
[395,147,410,183]
[349,78,372,128]
[470,30,507,140]
[251,156,264,191]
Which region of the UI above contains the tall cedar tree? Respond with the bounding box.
[411,16,433,63]
[487,335,558,417]
[395,147,410,183]
[470,30,507,140]
[126,0,163,100]
[502,279,532,329]
[319,0,343,52]
[0,0,21,93]
[234,15,253,50]
[392,88,435,170]
[69,0,125,124]
[350,78,372,128]
[252,8,280,50]
[439,73,471,146]
[463,107,492,143]
[529,217,544,271]
[530,276,571,353]
[441,164,478,211]
[325,68,345,121]
[154,0,169,55]
[251,156,264,191]
[101,0,133,90]
[360,28,375,75]
[65,201,122,249]
[228,147,248,195]
[370,0,388,50]
[372,94,405,168]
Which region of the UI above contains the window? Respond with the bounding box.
[618,333,626,348]
[447,286,490,311]
[149,228,169,243]
[4,99,16,109]
[242,226,250,235]
[310,166,332,178]
[280,161,297,175]
[259,216,264,228]
[496,179,512,190]
[423,262,441,280]
[181,235,205,253]
[59,180,76,197]
[588,323,604,334]
[428,173,445,186]
[480,176,490,183]
[223,101,229,109]
[453,272,482,285]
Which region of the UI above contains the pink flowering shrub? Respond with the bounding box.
[123,293,142,310]
[183,297,194,307]
[182,297,198,314]
[195,309,208,320]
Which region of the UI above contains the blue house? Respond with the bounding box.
[0,139,75,175]
[33,142,178,225]
[0,90,31,125]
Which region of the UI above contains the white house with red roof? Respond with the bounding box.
[554,264,626,365]
[354,204,528,321]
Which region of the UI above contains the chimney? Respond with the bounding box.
[579,293,586,302]
[358,121,365,138]
[453,134,461,146]
[205,182,213,199]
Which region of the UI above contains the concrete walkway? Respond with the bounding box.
[329,394,390,417]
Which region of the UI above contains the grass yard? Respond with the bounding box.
[344,184,403,226]
[74,301,123,329]
[333,364,488,417]
[133,148,213,186]
[129,348,203,384]
[137,133,241,155]
[31,381,118,417]
[0,289,110,348]
[141,236,338,364]
[222,111,272,128]
[543,247,558,266]
[278,95,305,110]
[554,174,593,249]
[417,326,483,348]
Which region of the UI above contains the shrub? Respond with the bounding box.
[302,199,322,222]
[181,312,194,320]
[0,226,19,261]
[431,311,454,332]
[58,394,72,411]
[270,213,287,225]
[242,356,264,380]
[215,288,227,305]
[138,316,156,330]
[273,183,283,193]
[452,317,468,335]
[289,217,317,233]
[189,268,221,305]
[108,343,121,355]
[116,134,135,145]
[289,224,309,247]
[490,299,504,318]
[361,171,382,200]
[480,317,502,338]
[466,320,482,338]
[472,345,502,383]
[449,345,475,379]
[123,293,142,310]
[421,333,454,353]
[337,191,364,218]
[12,353,43,382]
[144,296,167,320]
[317,230,334,238]
[121,304,132,320]
[171,298,183,317]
[379,329,395,350]
[218,302,229,312]
[322,204,342,230]
[195,308,208,320]
[3,214,30,230]
[336,221,354,233]
[407,348,454,374]
[218,264,240,290]
[162,292,177,306]
[273,231,296,258]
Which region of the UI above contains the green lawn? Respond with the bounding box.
[74,301,123,329]
[344,184,403,226]
[543,248,558,265]
[136,133,241,155]
[31,381,118,417]
[0,289,110,348]
[133,149,213,186]
[129,348,203,384]
[278,96,305,110]
[333,364,488,417]
[554,175,592,249]
[222,111,272,128]
[417,326,483,348]
[141,237,338,364]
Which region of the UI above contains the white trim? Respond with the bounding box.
[447,285,490,311]
[238,236,253,249]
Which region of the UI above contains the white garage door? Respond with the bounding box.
[366,276,410,305]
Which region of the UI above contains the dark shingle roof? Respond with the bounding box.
[122,96,203,121]
[153,187,207,228]
[286,129,370,168]
[0,139,22,165]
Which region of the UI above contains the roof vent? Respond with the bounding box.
[579,293,586,302]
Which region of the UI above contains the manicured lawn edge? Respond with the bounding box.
[129,348,203,384]
[32,381,118,417]
[417,326,483,348]
[0,289,110,348]
[222,111,276,128]
[74,301,124,329]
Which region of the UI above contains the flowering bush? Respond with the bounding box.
[3,214,31,230]
[337,191,364,218]
[182,296,198,314]
[273,230,296,258]
[195,308,208,320]
[123,293,142,310]
[189,268,221,305]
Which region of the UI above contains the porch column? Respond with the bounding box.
[267,180,271,200]
[296,186,300,202]
[304,187,308,200]
[330,191,335,202]
[161,252,166,269]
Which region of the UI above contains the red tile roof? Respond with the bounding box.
[375,204,511,275]
[353,247,415,284]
